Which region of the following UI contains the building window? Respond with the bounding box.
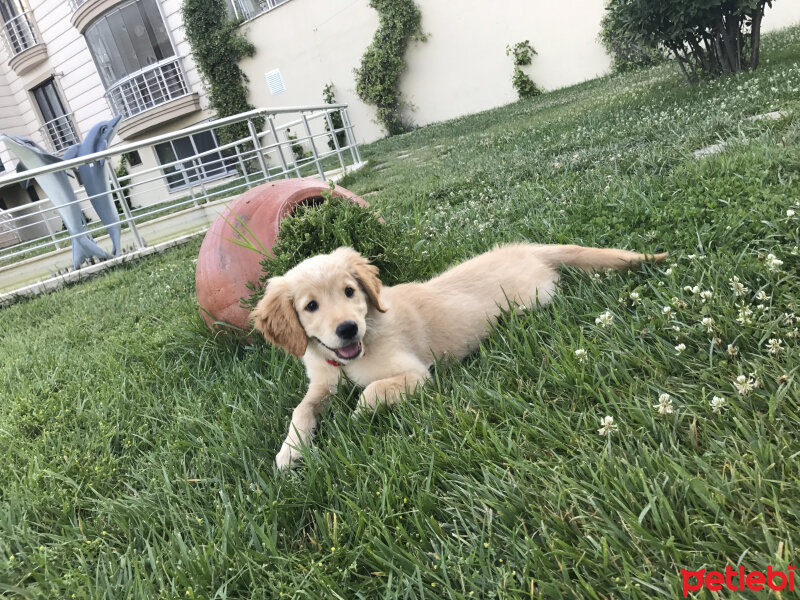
[126,150,142,167]
[32,78,79,152]
[225,0,289,20]
[0,0,38,55]
[84,0,189,119]
[154,130,236,191]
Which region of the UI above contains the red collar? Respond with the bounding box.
[326,359,342,367]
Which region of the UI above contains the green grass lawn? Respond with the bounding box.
[1,26,799,599]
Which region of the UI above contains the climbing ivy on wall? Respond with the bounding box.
[182,0,261,145]
[506,40,541,100]
[354,0,426,136]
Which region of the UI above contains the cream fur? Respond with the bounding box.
[250,243,667,469]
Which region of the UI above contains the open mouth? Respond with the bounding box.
[334,341,362,360]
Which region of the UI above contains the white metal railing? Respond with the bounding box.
[0,104,364,279]
[68,0,88,10]
[0,211,20,249]
[106,58,190,120]
[1,10,38,56]
[41,114,80,153]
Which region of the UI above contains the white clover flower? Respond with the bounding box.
[727,344,739,357]
[665,268,673,276]
[766,253,783,272]
[574,348,588,363]
[710,396,727,413]
[653,393,674,415]
[672,325,681,332]
[766,338,783,355]
[684,285,700,295]
[595,311,614,328]
[687,254,697,260]
[729,276,749,297]
[699,290,713,303]
[701,317,715,332]
[788,209,796,217]
[750,372,762,389]
[733,374,755,395]
[736,305,754,325]
[754,290,770,301]
[662,306,672,317]
[597,415,618,435]
[629,291,641,305]
[675,343,686,354]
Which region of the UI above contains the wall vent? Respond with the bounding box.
[265,69,286,95]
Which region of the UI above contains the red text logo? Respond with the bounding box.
[681,565,795,596]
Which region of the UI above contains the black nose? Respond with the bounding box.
[335,320,359,340]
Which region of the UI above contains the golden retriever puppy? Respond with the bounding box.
[251,243,667,469]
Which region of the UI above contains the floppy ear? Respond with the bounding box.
[336,247,387,313]
[250,277,307,356]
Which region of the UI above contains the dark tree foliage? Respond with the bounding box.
[599,12,663,73]
[602,0,775,84]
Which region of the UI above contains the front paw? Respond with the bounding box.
[275,443,302,470]
[356,381,396,415]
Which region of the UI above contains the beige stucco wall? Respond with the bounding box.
[238,0,800,144]
[238,0,614,143]
[763,2,800,33]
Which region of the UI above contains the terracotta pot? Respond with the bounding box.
[195,178,369,331]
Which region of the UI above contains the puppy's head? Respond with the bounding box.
[250,247,386,362]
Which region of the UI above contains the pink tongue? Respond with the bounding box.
[336,343,361,358]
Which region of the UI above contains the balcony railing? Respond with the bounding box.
[1,11,39,56]
[227,0,290,21]
[41,114,80,153]
[106,58,190,120]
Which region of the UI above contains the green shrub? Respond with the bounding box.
[322,83,348,151]
[602,0,776,84]
[243,188,428,310]
[599,10,664,73]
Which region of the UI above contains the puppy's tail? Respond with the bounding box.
[535,244,668,273]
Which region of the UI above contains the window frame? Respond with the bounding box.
[153,129,237,192]
[30,76,79,153]
[83,0,176,91]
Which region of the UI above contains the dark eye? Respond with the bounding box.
[344,286,355,298]
[305,300,318,312]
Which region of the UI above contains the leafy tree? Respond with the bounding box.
[602,0,775,84]
[599,11,663,73]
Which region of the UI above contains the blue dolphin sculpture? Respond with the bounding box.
[63,115,124,255]
[1,134,112,269]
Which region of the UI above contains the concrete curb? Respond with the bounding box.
[0,230,205,307]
